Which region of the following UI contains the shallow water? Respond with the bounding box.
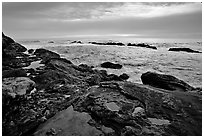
[23,60,44,70]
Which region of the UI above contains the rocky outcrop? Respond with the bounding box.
[141,71,196,91]
[34,48,60,63]
[101,62,123,69]
[72,81,202,136]
[127,43,157,50]
[168,48,201,53]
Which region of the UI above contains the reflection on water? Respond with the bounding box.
[148,118,170,125]
[23,60,44,70]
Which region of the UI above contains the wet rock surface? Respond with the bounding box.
[141,71,196,91]
[169,47,201,53]
[2,33,202,136]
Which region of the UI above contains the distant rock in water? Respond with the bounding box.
[127,43,157,50]
[168,47,201,53]
[70,40,82,44]
[141,71,195,91]
[101,62,123,69]
[48,41,54,43]
[89,41,125,46]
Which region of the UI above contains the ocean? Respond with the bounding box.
[18,38,202,88]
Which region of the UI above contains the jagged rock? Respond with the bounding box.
[2,33,27,58]
[2,77,35,98]
[141,71,195,91]
[169,48,201,53]
[101,62,122,69]
[119,73,129,80]
[34,48,60,62]
[3,68,27,78]
[28,49,34,54]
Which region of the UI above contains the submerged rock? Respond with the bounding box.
[168,47,201,53]
[101,62,122,69]
[141,71,195,91]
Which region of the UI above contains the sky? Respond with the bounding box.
[2,2,202,41]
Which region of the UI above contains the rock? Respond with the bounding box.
[48,41,54,43]
[2,77,35,98]
[119,73,129,80]
[28,49,34,54]
[101,62,122,69]
[132,107,145,117]
[89,41,125,46]
[168,48,201,53]
[2,33,27,58]
[127,43,157,50]
[70,40,82,44]
[34,106,104,136]
[73,81,201,136]
[34,48,60,62]
[3,68,27,78]
[141,71,195,91]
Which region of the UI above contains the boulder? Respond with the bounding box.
[141,71,195,91]
[119,73,129,80]
[2,77,35,98]
[168,48,201,53]
[101,62,122,69]
[28,49,34,54]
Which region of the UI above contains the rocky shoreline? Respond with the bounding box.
[2,33,202,136]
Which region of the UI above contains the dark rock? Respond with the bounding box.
[3,68,27,78]
[119,73,129,80]
[70,40,82,44]
[127,43,157,50]
[101,62,122,69]
[89,41,125,46]
[168,48,201,53]
[106,74,121,81]
[28,49,34,54]
[48,41,54,43]
[141,71,195,91]
[34,48,60,62]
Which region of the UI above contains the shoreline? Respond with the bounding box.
[2,33,202,136]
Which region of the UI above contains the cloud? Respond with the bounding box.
[3,2,201,22]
